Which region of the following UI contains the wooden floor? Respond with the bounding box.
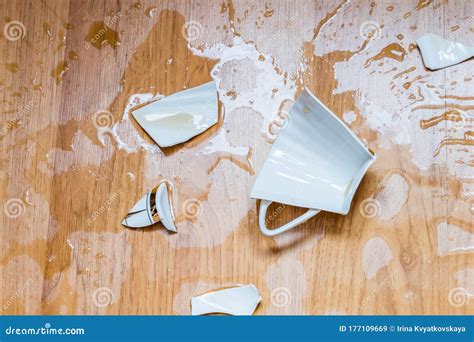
[1,0,473,315]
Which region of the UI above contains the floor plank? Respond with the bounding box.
[1,0,473,315]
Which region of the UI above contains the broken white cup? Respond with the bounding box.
[191,284,261,316]
[122,180,177,232]
[417,33,474,70]
[250,88,376,236]
[131,81,218,147]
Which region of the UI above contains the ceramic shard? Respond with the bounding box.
[417,33,474,70]
[122,180,177,232]
[191,284,261,316]
[131,81,218,147]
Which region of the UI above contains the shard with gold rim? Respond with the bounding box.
[122,180,177,232]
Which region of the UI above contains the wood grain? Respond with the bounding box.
[1,0,473,315]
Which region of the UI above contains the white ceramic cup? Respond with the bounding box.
[250,88,376,236]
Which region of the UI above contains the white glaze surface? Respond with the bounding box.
[417,33,474,70]
[131,82,218,147]
[251,88,375,215]
[191,284,261,315]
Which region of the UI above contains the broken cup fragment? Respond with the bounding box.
[131,81,218,147]
[250,88,376,236]
[122,180,177,232]
[417,33,474,70]
[191,284,261,316]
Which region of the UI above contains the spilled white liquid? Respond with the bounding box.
[362,237,393,279]
[374,172,410,222]
[42,130,115,175]
[190,36,297,139]
[45,231,134,314]
[437,223,474,255]
[0,255,42,313]
[1,188,58,254]
[322,0,474,184]
[343,111,357,125]
[454,268,474,296]
[107,93,163,154]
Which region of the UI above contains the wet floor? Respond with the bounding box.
[0,0,473,315]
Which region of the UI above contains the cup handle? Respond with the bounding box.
[258,200,321,236]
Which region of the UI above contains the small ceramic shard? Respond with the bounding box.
[131,81,218,147]
[417,33,474,70]
[191,284,261,316]
[122,180,177,232]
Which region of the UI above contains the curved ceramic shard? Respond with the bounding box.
[122,180,177,232]
[250,88,375,215]
[191,284,261,316]
[131,82,218,147]
[417,33,474,70]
